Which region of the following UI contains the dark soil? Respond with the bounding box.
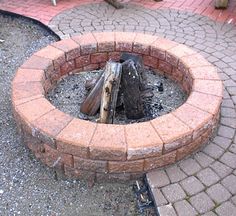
[47,69,187,124]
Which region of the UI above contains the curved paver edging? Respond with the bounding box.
[12,32,223,182]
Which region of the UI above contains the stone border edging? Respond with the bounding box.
[12,32,223,181]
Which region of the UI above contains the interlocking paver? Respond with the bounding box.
[206,183,231,204]
[203,143,224,159]
[152,188,168,206]
[196,168,220,186]
[179,158,201,176]
[222,174,236,194]
[189,192,215,214]
[165,165,187,183]
[217,125,235,139]
[174,200,197,216]
[220,152,236,169]
[158,204,177,216]
[215,201,236,216]
[213,136,232,149]
[161,183,186,203]
[194,152,214,168]
[180,176,205,196]
[210,161,233,178]
[146,170,170,188]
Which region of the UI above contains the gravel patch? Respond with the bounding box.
[0,13,145,215]
[47,69,187,124]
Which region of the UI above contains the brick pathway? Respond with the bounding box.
[0,0,236,25]
[2,1,236,215]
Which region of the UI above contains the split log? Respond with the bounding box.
[121,59,144,119]
[99,62,122,123]
[104,0,124,9]
[80,72,104,116]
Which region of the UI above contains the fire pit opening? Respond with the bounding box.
[47,52,187,125]
[12,32,223,182]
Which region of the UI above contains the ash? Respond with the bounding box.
[48,69,187,124]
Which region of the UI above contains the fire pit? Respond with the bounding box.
[12,32,223,182]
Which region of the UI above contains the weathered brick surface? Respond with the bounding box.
[12,32,222,180]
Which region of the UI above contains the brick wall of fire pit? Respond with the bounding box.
[12,32,223,182]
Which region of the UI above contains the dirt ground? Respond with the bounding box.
[0,13,153,216]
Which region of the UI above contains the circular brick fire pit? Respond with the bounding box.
[12,32,223,182]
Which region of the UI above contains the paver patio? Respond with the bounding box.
[1,0,236,215]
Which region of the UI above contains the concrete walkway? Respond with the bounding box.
[1,1,236,215]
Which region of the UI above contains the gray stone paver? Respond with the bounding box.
[146,170,170,188]
[158,204,177,216]
[48,3,236,215]
[213,136,232,149]
[220,151,236,169]
[206,183,231,204]
[189,192,215,214]
[202,212,217,216]
[174,200,197,216]
[215,201,236,216]
[152,188,168,206]
[221,174,236,194]
[194,152,214,168]
[196,168,220,187]
[165,165,187,183]
[161,183,186,203]
[179,158,201,176]
[209,161,233,178]
[203,143,224,159]
[180,176,204,196]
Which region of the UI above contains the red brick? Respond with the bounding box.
[180,54,212,69]
[13,95,43,106]
[158,60,172,74]
[16,98,55,123]
[75,55,90,68]
[74,157,107,173]
[93,32,115,52]
[143,55,158,68]
[126,122,163,160]
[91,53,108,64]
[60,60,75,76]
[133,33,157,55]
[168,44,197,59]
[12,82,44,102]
[152,113,193,152]
[21,55,53,72]
[52,38,80,61]
[115,32,136,52]
[42,144,73,167]
[57,118,96,158]
[144,151,176,171]
[173,103,214,139]
[83,64,99,71]
[166,52,179,67]
[35,45,66,69]
[189,66,221,80]
[187,91,222,115]
[152,38,178,52]
[13,68,45,84]
[172,68,184,83]
[32,109,73,147]
[108,52,121,61]
[193,79,223,97]
[89,124,126,161]
[176,137,202,161]
[72,33,97,55]
[108,160,144,173]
